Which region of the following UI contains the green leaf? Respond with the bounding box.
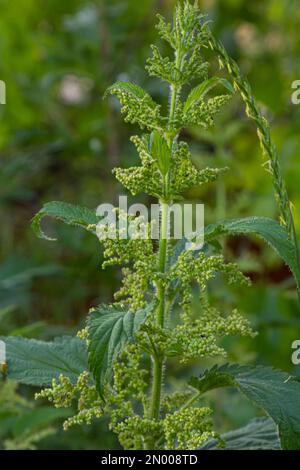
[184,77,234,113]
[1,336,87,386]
[87,303,152,397]
[31,201,101,241]
[150,130,171,175]
[104,81,148,101]
[201,417,281,450]
[189,363,300,450]
[204,217,300,292]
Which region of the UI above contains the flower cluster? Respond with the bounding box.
[35,372,103,430]
[146,43,209,87]
[163,407,222,450]
[96,210,156,310]
[149,2,210,87]
[170,141,227,196]
[104,83,164,132]
[114,136,227,201]
[167,303,255,363]
[182,94,231,128]
[169,250,251,316]
[113,135,162,198]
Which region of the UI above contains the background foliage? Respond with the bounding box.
[0,0,300,449]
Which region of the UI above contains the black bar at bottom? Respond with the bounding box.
[0,450,299,466]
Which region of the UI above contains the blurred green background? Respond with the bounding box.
[0,0,300,449]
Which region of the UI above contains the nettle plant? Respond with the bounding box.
[2,1,300,450]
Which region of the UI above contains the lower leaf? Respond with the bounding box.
[190,363,300,450]
[1,335,87,386]
[201,417,280,450]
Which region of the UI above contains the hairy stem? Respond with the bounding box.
[147,47,183,446]
[149,201,168,426]
[144,203,168,450]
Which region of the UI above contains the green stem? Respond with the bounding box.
[144,202,168,450]
[149,359,163,419]
[146,40,185,449]
[147,97,181,451]
[169,84,177,127]
[149,201,168,422]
